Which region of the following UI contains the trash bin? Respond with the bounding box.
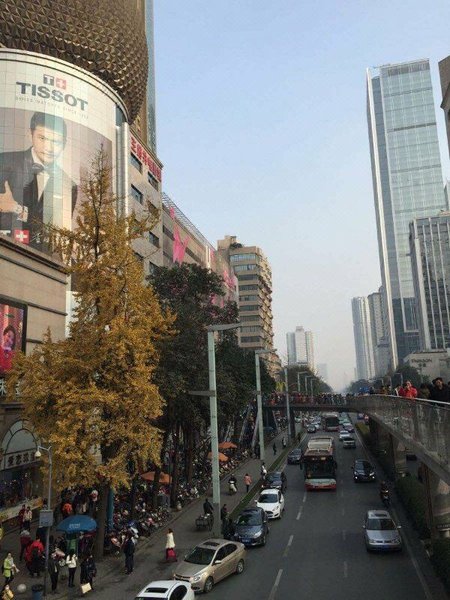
[31,584,44,600]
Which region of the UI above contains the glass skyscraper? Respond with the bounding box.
[367,59,447,367]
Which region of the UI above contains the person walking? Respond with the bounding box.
[48,552,59,593]
[244,473,252,493]
[203,497,213,516]
[430,377,450,403]
[2,552,17,586]
[19,529,31,561]
[220,504,228,523]
[273,442,277,456]
[22,506,32,532]
[123,532,135,575]
[260,463,267,479]
[165,528,176,562]
[65,549,78,588]
[80,553,96,590]
[282,437,287,449]
[28,537,44,577]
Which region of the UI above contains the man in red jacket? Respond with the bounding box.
[398,380,418,399]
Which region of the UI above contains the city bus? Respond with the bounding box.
[322,412,340,432]
[302,436,337,490]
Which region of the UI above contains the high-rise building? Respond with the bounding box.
[217,236,279,376]
[367,289,390,376]
[352,297,375,381]
[438,56,450,156]
[410,213,450,350]
[286,332,296,365]
[285,326,314,369]
[367,59,447,367]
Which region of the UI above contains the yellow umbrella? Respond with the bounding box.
[140,471,172,484]
[218,441,237,450]
[207,451,229,462]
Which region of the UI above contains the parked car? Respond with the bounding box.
[256,488,285,519]
[364,510,402,552]
[287,448,302,464]
[343,436,356,449]
[233,507,269,547]
[352,459,376,482]
[173,539,246,593]
[262,471,287,493]
[135,580,195,600]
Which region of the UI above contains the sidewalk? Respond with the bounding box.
[3,426,300,599]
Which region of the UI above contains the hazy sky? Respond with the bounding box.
[154,1,450,390]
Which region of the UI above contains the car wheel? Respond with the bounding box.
[204,577,214,593]
[236,559,245,574]
[261,534,267,546]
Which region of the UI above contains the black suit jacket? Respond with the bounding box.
[0,148,77,251]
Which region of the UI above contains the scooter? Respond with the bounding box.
[380,490,390,508]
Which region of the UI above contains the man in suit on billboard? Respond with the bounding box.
[0,111,77,251]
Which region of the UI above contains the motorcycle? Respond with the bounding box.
[380,489,390,508]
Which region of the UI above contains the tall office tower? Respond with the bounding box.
[367,60,447,367]
[351,297,375,381]
[439,56,450,155]
[294,326,315,369]
[410,214,450,349]
[217,236,279,376]
[367,289,390,376]
[286,332,297,365]
[317,363,328,381]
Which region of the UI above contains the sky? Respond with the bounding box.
[153,0,450,390]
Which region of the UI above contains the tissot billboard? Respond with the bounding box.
[0,49,125,254]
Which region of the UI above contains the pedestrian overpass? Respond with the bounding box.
[265,395,450,485]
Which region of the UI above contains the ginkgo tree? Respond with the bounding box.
[8,149,173,557]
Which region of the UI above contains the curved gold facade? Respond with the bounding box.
[0,0,147,122]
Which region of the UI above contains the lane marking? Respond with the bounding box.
[302,492,307,503]
[342,530,346,541]
[296,507,303,521]
[341,507,345,516]
[343,561,348,578]
[283,535,294,557]
[268,568,283,600]
[390,507,433,600]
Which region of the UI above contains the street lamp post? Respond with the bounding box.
[35,445,52,599]
[284,367,292,443]
[255,349,276,465]
[206,323,240,537]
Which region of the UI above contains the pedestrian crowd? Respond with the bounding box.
[374,377,450,403]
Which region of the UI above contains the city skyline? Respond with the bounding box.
[154,1,450,390]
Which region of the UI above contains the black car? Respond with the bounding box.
[287,448,302,465]
[234,507,269,547]
[262,471,287,493]
[352,459,376,482]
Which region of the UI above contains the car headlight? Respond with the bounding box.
[191,575,202,583]
[369,472,375,476]
[367,537,377,543]
[252,531,262,538]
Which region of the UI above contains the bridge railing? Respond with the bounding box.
[353,395,450,476]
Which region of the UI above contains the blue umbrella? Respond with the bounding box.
[56,515,97,533]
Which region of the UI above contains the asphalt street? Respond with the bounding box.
[210,422,447,600]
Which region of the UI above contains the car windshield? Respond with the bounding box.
[357,462,372,471]
[366,518,396,530]
[184,547,215,565]
[259,493,278,503]
[236,513,261,526]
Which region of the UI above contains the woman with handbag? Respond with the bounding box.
[48,552,60,593]
[2,553,18,586]
[81,553,96,591]
[165,528,176,562]
[65,550,78,588]
[1,584,13,600]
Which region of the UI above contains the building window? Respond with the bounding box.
[148,262,157,275]
[130,153,142,173]
[239,304,259,312]
[134,252,144,264]
[239,295,259,302]
[148,171,159,191]
[240,315,260,322]
[163,225,174,241]
[149,232,160,247]
[230,253,257,262]
[241,336,262,343]
[131,184,143,205]
[237,274,259,281]
[239,284,258,291]
[234,264,257,272]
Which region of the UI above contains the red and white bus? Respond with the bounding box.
[302,436,337,490]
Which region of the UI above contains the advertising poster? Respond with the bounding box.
[0,299,26,377]
[0,51,118,254]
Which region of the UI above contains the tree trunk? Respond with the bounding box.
[94,482,109,560]
[185,425,194,483]
[170,425,180,507]
[151,466,161,510]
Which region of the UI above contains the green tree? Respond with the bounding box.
[9,151,172,558]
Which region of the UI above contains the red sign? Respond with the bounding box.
[13,229,29,244]
[131,136,162,182]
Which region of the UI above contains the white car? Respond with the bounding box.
[135,580,195,600]
[256,488,285,519]
[339,430,351,442]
